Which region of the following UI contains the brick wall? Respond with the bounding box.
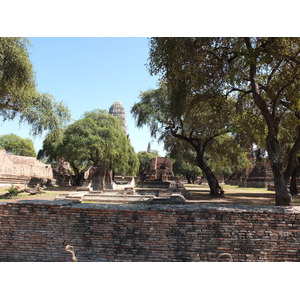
[0,201,299,262]
[0,149,53,184]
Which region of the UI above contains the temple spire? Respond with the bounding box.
[109,100,127,132]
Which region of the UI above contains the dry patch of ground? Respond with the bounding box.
[2,184,300,206]
[185,184,300,206]
[0,186,77,202]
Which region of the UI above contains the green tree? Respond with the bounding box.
[148,37,300,206]
[277,111,300,194]
[131,83,238,196]
[37,128,65,166]
[126,145,140,177]
[40,110,139,185]
[173,160,201,184]
[205,134,250,179]
[0,37,70,135]
[166,134,248,184]
[165,138,201,183]
[0,133,36,157]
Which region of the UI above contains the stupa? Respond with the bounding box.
[109,100,127,132]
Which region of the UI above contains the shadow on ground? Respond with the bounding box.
[185,185,290,206]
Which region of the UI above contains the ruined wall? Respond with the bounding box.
[0,201,299,262]
[0,149,53,185]
[147,157,174,181]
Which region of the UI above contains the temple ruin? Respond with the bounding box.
[109,100,127,132]
[0,148,53,187]
[147,157,174,181]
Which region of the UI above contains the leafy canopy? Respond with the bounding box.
[0,37,71,135]
[40,109,139,177]
[0,133,36,157]
[147,38,300,204]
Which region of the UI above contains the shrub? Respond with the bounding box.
[7,185,19,197]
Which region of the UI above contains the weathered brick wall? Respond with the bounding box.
[0,149,53,183]
[0,201,299,262]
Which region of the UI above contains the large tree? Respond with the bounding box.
[0,37,70,135]
[166,132,249,184]
[0,133,36,157]
[40,110,139,185]
[167,144,202,184]
[131,83,238,196]
[148,37,300,206]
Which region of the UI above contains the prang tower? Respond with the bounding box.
[109,100,127,133]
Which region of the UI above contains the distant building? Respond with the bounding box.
[109,100,127,132]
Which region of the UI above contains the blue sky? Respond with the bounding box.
[0,37,166,156]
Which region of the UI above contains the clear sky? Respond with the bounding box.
[0,37,166,156]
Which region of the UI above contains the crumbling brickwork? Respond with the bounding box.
[0,149,53,186]
[147,157,174,181]
[0,201,300,262]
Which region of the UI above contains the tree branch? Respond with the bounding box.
[226,87,252,96]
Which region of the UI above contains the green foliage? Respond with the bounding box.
[37,128,65,162]
[166,134,249,181]
[126,145,140,176]
[173,159,202,183]
[166,138,201,183]
[0,37,71,135]
[63,110,133,174]
[0,133,36,157]
[40,109,139,179]
[19,93,71,136]
[147,38,300,148]
[205,134,251,178]
[7,185,19,197]
[146,38,300,203]
[131,82,239,195]
[132,82,236,143]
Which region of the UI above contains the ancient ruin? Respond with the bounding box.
[238,163,273,188]
[226,145,274,188]
[57,153,187,203]
[109,100,127,132]
[0,148,53,187]
[52,157,74,186]
[146,157,174,181]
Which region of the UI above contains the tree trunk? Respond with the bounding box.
[191,176,196,184]
[91,165,113,190]
[289,166,298,195]
[197,154,223,197]
[266,134,291,206]
[70,163,84,186]
[245,41,291,206]
[284,126,300,183]
[74,172,84,186]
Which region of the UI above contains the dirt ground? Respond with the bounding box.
[1,184,299,206]
[185,184,300,206]
[0,186,77,202]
